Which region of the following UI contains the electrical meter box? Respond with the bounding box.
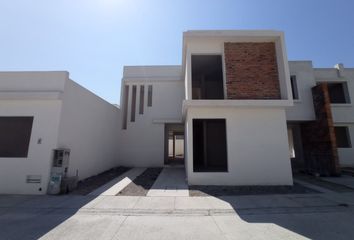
[51,148,70,177]
[48,148,71,195]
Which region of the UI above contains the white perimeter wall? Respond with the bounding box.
[57,79,121,181]
[185,107,293,185]
[0,100,62,194]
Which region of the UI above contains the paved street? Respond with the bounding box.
[0,191,354,240]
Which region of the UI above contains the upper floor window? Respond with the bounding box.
[290,75,299,100]
[328,82,350,104]
[191,55,224,100]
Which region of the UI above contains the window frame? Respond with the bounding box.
[192,118,228,172]
[327,82,351,104]
[334,126,352,148]
[191,54,225,100]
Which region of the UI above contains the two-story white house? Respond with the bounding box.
[120,30,294,186]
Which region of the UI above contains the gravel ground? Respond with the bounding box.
[189,183,317,197]
[295,173,354,192]
[70,166,131,195]
[117,168,163,196]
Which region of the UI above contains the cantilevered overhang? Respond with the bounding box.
[182,99,293,119]
[182,30,292,102]
[182,30,288,77]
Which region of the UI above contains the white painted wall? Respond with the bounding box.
[286,61,317,121]
[0,72,121,194]
[0,100,62,194]
[185,107,293,185]
[0,72,66,194]
[119,66,184,167]
[57,79,121,181]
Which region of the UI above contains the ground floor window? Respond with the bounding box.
[0,117,34,157]
[193,119,227,172]
[335,126,351,148]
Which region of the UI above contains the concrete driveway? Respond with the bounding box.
[1,191,354,240]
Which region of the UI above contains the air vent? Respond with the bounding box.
[26,175,41,184]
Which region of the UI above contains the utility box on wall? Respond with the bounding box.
[48,148,78,194]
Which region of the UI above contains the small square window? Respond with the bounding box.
[335,126,351,148]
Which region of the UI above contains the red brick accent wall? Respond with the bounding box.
[300,83,340,176]
[224,42,281,99]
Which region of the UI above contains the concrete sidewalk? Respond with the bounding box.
[1,192,354,240]
[147,167,189,197]
[1,191,354,240]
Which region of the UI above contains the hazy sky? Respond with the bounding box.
[1,0,353,104]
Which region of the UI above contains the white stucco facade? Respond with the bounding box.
[0,72,120,194]
[1,29,353,194]
[185,107,293,185]
[119,66,184,167]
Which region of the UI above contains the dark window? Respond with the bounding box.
[290,75,299,100]
[193,119,227,172]
[328,82,350,104]
[131,85,137,122]
[335,126,351,148]
[192,55,224,99]
[0,117,34,158]
[122,85,129,129]
[139,85,145,114]
[147,85,153,107]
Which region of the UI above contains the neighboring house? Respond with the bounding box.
[0,72,120,194]
[1,30,353,194]
[287,62,354,175]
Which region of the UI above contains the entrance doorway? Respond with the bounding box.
[165,124,185,165]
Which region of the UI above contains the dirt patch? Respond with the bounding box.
[189,183,317,197]
[70,166,131,195]
[295,174,354,192]
[117,168,162,196]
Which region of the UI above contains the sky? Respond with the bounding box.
[1,0,354,104]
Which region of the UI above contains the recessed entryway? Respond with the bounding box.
[164,124,185,165]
